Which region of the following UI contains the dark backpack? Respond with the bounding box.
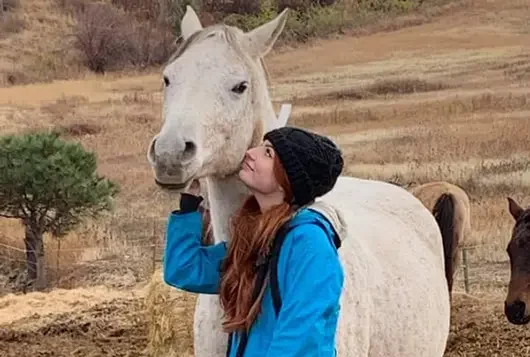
[225,219,341,357]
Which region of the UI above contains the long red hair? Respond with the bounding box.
[219,155,294,333]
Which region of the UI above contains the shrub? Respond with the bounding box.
[73,3,131,73]
[357,0,423,13]
[0,0,24,37]
[202,0,261,15]
[0,12,24,36]
[2,0,21,12]
[68,0,444,74]
[56,0,89,15]
[73,2,175,73]
[277,0,337,11]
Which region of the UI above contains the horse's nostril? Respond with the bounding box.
[514,300,526,312]
[147,137,158,164]
[184,141,195,152]
[505,300,527,322]
[183,141,197,160]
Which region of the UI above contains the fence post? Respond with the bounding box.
[56,239,61,285]
[462,248,470,294]
[152,219,157,274]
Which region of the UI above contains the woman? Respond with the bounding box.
[163,126,345,356]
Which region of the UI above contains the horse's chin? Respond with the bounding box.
[506,314,530,325]
[155,176,196,193]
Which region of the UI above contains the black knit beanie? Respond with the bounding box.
[263,126,344,207]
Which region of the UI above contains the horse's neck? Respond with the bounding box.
[205,174,249,244]
[205,57,277,245]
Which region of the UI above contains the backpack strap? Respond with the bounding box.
[269,223,293,316]
[270,219,340,316]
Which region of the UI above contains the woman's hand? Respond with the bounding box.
[179,180,203,213]
[186,179,201,196]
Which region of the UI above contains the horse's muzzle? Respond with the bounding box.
[505,300,530,325]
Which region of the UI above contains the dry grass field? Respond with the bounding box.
[1,0,530,356]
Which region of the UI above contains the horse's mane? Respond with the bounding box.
[166,24,271,85]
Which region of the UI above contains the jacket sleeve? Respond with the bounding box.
[163,206,227,295]
[264,223,344,356]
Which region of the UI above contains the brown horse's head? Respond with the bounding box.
[504,197,530,325]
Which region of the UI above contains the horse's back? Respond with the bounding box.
[324,176,444,258]
[320,176,450,357]
[409,181,469,212]
[324,176,447,286]
[410,180,472,245]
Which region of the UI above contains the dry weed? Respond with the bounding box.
[57,122,102,137]
[145,268,196,357]
[0,13,25,37]
[292,77,451,105]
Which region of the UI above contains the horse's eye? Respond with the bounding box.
[232,81,248,94]
[163,76,170,87]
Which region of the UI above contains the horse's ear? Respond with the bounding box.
[263,103,291,134]
[250,116,264,148]
[508,197,524,221]
[276,103,292,128]
[181,5,203,41]
[244,8,289,58]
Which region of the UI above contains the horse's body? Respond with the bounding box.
[147,6,451,357]
[408,181,472,294]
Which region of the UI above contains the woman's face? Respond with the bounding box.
[238,140,283,196]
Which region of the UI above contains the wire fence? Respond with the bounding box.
[0,221,165,291]
[462,248,471,293]
[0,230,511,294]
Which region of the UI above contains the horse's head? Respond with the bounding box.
[147,6,290,191]
[504,197,530,325]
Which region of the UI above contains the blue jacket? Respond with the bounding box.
[163,206,344,357]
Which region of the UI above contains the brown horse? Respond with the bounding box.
[504,197,530,325]
[408,181,472,296]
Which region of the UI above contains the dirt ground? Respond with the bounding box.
[445,294,530,357]
[0,292,528,357]
[0,296,148,357]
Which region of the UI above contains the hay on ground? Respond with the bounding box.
[145,267,197,357]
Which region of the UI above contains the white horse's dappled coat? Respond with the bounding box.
[147,6,450,357]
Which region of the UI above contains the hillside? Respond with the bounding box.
[0,0,463,86]
[0,0,77,85]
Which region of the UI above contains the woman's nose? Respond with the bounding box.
[245,149,256,160]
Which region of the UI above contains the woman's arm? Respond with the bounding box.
[163,192,227,294]
[264,223,344,356]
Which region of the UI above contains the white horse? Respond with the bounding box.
[147,6,451,357]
